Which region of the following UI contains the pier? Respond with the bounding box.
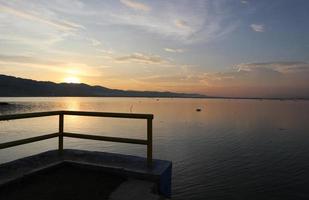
[0,111,172,199]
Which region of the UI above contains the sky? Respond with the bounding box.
[0,0,309,98]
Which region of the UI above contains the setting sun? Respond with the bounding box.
[63,77,80,84]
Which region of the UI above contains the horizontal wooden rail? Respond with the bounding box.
[0,133,59,149]
[0,111,60,121]
[62,110,153,119]
[0,110,153,121]
[63,132,148,145]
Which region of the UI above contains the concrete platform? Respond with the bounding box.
[110,179,165,200]
[0,149,172,199]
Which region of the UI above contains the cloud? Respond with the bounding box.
[0,3,84,31]
[0,2,101,51]
[120,0,150,12]
[199,61,309,97]
[0,1,241,45]
[134,61,309,98]
[234,61,309,73]
[164,48,185,53]
[0,54,104,77]
[86,38,102,46]
[91,0,239,44]
[114,53,167,64]
[0,54,64,66]
[250,24,265,32]
[175,19,190,29]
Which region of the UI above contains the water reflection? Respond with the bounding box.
[1,97,309,199]
[65,97,81,111]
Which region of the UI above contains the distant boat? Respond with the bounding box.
[0,102,9,106]
[196,108,202,112]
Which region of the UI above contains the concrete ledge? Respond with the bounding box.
[110,180,162,200]
[0,149,172,198]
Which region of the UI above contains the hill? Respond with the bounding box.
[0,74,206,98]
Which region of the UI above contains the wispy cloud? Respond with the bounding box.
[0,3,84,31]
[0,54,64,66]
[174,19,190,29]
[135,61,309,97]
[86,38,102,46]
[200,61,309,97]
[234,61,309,73]
[0,54,104,78]
[164,48,185,53]
[114,53,167,65]
[120,0,150,12]
[0,0,238,45]
[0,1,105,53]
[250,24,265,32]
[90,0,239,44]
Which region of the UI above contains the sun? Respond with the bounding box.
[63,76,81,84]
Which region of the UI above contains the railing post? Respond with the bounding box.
[58,113,64,153]
[147,118,153,167]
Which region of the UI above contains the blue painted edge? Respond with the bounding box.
[159,161,172,198]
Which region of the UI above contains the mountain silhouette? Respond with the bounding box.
[0,74,206,98]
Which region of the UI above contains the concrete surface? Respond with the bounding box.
[0,149,172,198]
[109,179,165,200]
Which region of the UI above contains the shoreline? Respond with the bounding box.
[0,96,308,101]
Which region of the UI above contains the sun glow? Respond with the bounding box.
[63,76,81,83]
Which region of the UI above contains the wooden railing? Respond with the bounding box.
[0,111,153,167]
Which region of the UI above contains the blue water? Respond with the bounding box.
[1,97,309,200]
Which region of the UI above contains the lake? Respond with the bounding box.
[1,97,309,200]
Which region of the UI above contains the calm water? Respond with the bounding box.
[1,97,309,200]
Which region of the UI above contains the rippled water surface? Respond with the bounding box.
[1,97,309,200]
